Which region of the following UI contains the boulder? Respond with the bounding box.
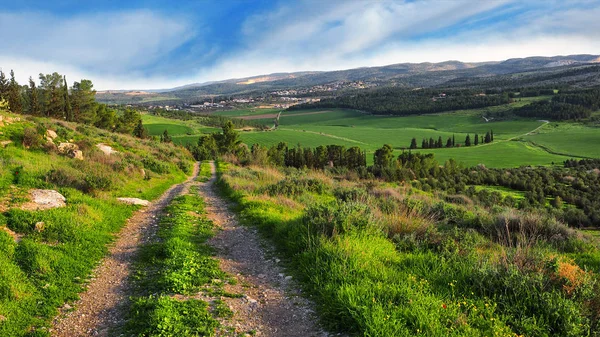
[58,142,83,159]
[73,150,84,160]
[96,143,118,156]
[46,129,58,140]
[117,198,151,206]
[0,140,12,148]
[22,189,67,211]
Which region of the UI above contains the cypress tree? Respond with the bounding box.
[0,70,7,100]
[437,136,443,148]
[422,139,428,149]
[133,120,149,139]
[429,137,435,149]
[410,138,417,149]
[452,134,455,147]
[485,131,491,143]
[465,134,471,146]
[8,70,23,113]
[491,130,494,142]
[63,76,73,121]
[28,77,40,115]
[446,137,452,148]
[474,133,479,145]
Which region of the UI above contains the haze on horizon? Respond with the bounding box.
[1,0,600,90]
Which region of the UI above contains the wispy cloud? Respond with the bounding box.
[1,1,600,90]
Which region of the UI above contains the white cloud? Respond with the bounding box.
[0,10,195,88]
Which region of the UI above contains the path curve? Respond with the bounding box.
[198,161,328,337]
[51,162,201,337]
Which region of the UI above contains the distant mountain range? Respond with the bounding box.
[97,54,600,104]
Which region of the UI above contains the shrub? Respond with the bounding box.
[304,201,378,237]
[266,177,327,197]
[22,127,44,149]
[142,156,171,174]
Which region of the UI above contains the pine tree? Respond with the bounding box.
[0,70,7,100]
[474,133,479,145]
[465,134,471,146]
[8,70,23,113]
[160,129,172,143]
[63,76,73,121]
[133,120,149,139]
[409,138,417,149]
[27,77,40,115]
[422,139,428,149]
[429,137,435,149]
[437,136,443,148]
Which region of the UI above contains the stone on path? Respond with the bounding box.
[117,198,151,206]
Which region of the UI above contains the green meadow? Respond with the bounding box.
[142,103,599,168]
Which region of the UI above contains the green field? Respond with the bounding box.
[523,123,600,159]
[143,105,599,168]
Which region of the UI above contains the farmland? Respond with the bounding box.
[141,105,598,168]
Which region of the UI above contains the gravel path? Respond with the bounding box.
[199,161,328,337]
[51,162,201,337]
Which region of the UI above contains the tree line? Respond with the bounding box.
[409,131,493,149]
[512,87,600,121]
[0,69,146,137]
[288,88,512,116]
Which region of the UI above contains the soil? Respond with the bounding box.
[198,161,329,337]
[50,162,201,337]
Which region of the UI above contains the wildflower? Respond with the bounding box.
[442,304,447,309]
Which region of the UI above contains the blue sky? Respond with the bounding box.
[1,0,599,90]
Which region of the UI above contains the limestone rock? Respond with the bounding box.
[58,142,83,159]
[22,189,67,211]
[96,143,118,156]
[35,222,46,232]
[117,198,150,206]
[46,129,58,140]
[0,140,12,148]
[73,150,84,160]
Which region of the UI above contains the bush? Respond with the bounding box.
[304,201,378,237]
[142,156,171,174]
[266,177,327,197]
[22,127,44,149]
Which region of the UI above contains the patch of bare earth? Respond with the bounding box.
[50,162,201,337]
[198,161,329,336]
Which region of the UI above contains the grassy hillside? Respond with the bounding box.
[216,162,600,336]
[0,109,194,336]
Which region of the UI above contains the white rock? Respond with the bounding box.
[46,129,58,140]
[0,140,12,148]
[117,198,151,206]
[96,143,118,156]
[28,189,67,210]
[73,150,84,160]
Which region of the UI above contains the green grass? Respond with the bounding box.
[210,107,280,117]
[196,161,212,182]
[122,187,227,336]
[524,123,600,159]
[0,113,193,336]
[217,163,600,337]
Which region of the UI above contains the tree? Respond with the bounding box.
[422,139,428,149]
[484,131,491,143]
[27,77,40,115]
[452,134,455,147]
[0,70,8,100]
[71,79,96,123]
[117,108,141,134]
[216,121,241,154]
[160,129,172,143]
[63,76,73,121]
[551,196,564,209]
[429,137,435,149]
[474,133,479,145]
[437,136,443,148]
[94,104,116,129]
[39,72,64,117]
[8,70,23,113]
[465,134,471,146]
[133,120,149,139]
[446,137,453,148]
[410,137,418,149]
[490,130,494,142]
[374,144,394,167]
